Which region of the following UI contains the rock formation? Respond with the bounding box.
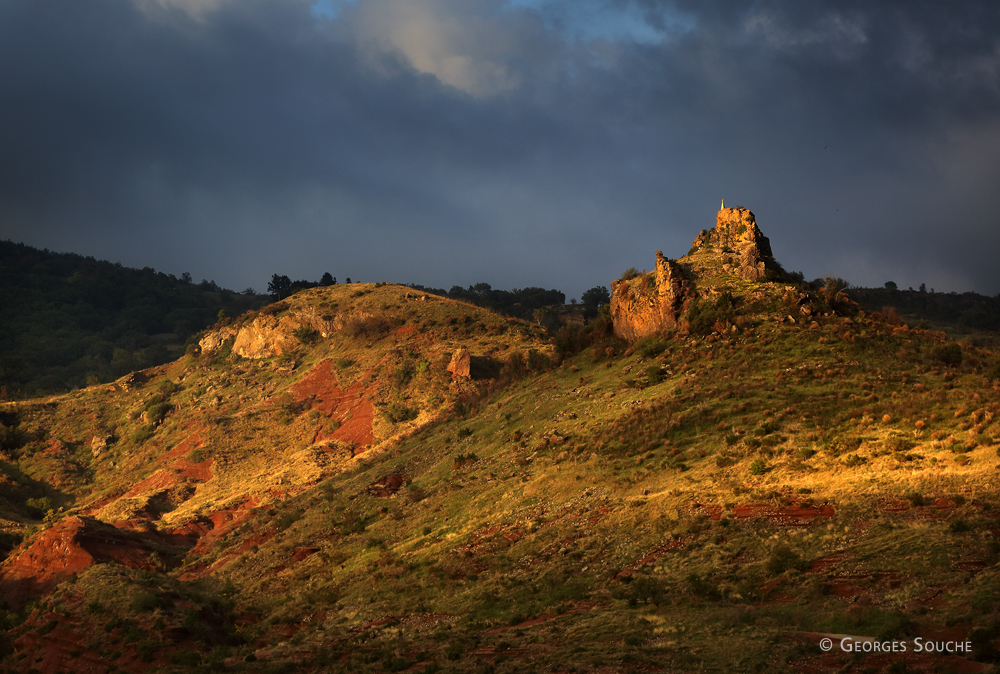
[610,206,780,341]
[691,206,776,281]
[610,252,694,342]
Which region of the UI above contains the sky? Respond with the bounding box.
[1,0,999,299]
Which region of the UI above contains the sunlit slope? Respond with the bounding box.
[3,276,1000,673]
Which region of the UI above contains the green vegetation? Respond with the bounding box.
[0,239,267,396]
[1,253,1000,674]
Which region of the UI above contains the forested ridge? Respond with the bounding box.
[0,240,267,396]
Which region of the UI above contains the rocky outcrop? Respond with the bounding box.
[610,252,695,342]
[198,327,237,355]
[231,315,301,359]
[199,305,336,359]
[610,206,783,341]
[691,207,776,281]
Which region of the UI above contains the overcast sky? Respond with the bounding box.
[2,0,998,299]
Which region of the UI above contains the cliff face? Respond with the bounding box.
[692,207,776,281]
[609,252,694,342]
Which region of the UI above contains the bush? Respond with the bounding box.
[526,349,551,371]
[131,591,171,612]
[144,402,172,425]
[644,364,664,385]
[767,545,805,575]
[386,403,418,423]
[276,509,304,531]
[932,342,963,367]
[634,336,668,359]
[686,294,736,336]
[292,327,320,345]
[391,362,415,387]
[748,458,767,475]
[343,315,391,340]
[619,267,641,282]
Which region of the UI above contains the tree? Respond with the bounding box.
[345,277,351,283]
[823,277,849,303]
[320,272,334,286]
[884,281,898,291]
[581,285,610,319]
[267,274,292,299]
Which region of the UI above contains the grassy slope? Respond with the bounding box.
[3,274,1000,673]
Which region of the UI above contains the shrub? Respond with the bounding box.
[748,458,767,475]
[275,509,304,531]
[526,349,551,371]
[132,591,171,612]
[767,545,806,575]
[932,343,963,367]
[392,362,415,387]
[619,267,641,282]
[292,327,320,345]
[634,336,668,359]
[144,402,172,426]
[130,425,154,444]
[386,403,418,423]
[343,315,391,340]
[644,364,664,385]
[686,294,736,336]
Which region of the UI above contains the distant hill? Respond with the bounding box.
[849,285,1000,347]
[0,240,268,396]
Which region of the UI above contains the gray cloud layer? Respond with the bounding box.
[2,0,998,297]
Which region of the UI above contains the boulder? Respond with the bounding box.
[447,348,471,379]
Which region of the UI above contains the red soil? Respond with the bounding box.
[12,612,109,674]
[702,501,835,524]
[122,468,185,498]
[289,360,375,447]
[165,425,208,459]
[172,456,214,481]
[0,517,160,609]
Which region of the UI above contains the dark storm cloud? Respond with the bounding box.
[1,0,998,296]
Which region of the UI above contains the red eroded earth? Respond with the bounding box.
[288,360,375,447]
[0,517,160,609]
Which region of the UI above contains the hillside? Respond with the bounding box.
[2,212,1000,673]
[0,240,268,397]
